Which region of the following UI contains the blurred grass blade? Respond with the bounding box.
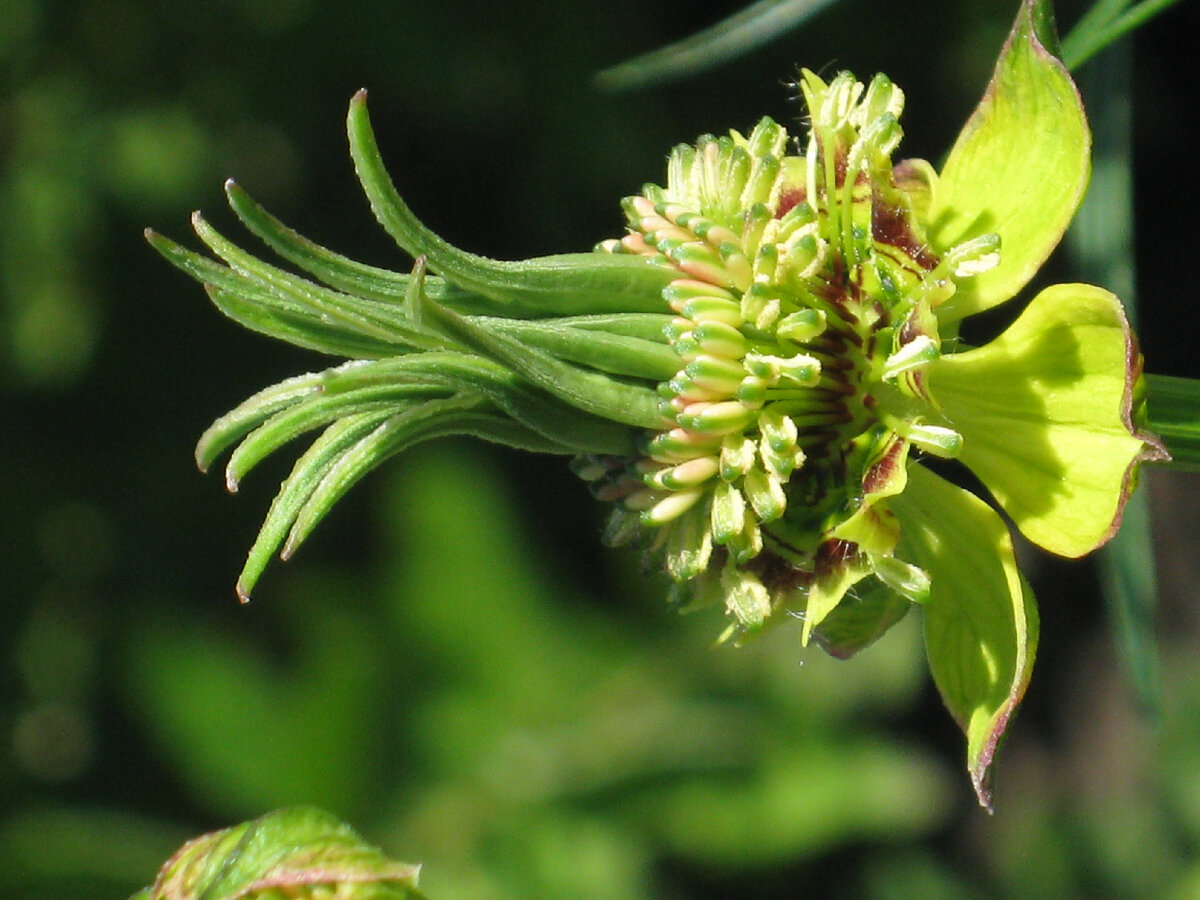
[1098,488,1162,720]
[594,0,842,91]
[1069,43,1162,720]
[1062,0,1185,69]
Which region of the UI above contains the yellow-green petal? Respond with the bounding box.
[809,578,913,660]
[892,466,1038,811]
[926,0,1089,322]
[928,282,1165,558]
[801,556,871,646]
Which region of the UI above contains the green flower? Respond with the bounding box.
[149,0,1164,807]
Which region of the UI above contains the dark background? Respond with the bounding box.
[4,1,1200,897]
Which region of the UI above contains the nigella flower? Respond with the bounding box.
[149,0,1164,806]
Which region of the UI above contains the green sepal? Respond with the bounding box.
[347,90,678,316]
[928,282,1166,557]
[225,179,453,306]
[892,465,1038,811]
[146,225,453,356]
[191,211,443,345]
[363,352,642,455]
[222,374,447,491]
[927,0,1089,321]
[205,284,423,360]
[206,354,640,482]
[225,179,535,319]
[477,316,680,381]
[196,371,327,473]
[280,407,576,565]
[563,312,676,343]
[237,408,417,599]
[801,556,872,645]
[236,396,571,600]
[423,299,667,429]
[134,806,423,900]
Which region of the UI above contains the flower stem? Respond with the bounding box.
[1145,374,1200,471]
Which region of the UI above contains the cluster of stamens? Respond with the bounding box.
[576,72,1000,634]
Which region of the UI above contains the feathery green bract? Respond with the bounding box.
[149,94,683,598]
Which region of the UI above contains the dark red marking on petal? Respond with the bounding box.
[777,187,806,219]
[871,190,938,271]
[815,538,858,578]
[862,437,906,495]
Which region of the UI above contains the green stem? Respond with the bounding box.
[1146,374,1200,471]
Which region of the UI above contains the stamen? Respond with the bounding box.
[649,455,721,490]
[692,320,749,358]
[881,334,939,381]
[642,487,705,525]
[676,400,756,435]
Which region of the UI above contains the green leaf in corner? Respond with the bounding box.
[134,807,424,900]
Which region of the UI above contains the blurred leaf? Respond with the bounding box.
[122,592,387,818]
[643,737,951,865]
[373,442,951,895]
[0,805,188,894]
[137,807,423,900]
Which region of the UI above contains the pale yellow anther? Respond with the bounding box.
[642,487,706,526]
[660,455,721,489]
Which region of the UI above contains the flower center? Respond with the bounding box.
[577,71,999,633]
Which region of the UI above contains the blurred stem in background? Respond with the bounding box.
[594,0,1189,90]
[1068,36,1163,720]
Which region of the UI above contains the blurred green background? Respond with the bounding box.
[4,0,1200,897]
